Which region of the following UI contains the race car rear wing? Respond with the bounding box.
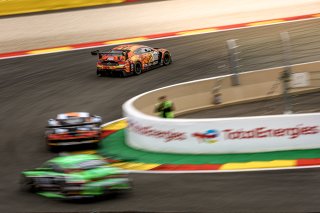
[46,122,101,128]
[91,50,129,59]
[91,50,108,55]
[91,50,108,59]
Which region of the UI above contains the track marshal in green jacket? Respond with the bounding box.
[154,95,175,118]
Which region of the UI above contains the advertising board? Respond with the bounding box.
[125,112,320,154]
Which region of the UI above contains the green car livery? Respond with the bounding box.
[21,154,131,199]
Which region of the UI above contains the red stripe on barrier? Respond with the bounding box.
[152,164,222,171]
[296,158,320,167]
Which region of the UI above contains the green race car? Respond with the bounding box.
[21,154,132,199]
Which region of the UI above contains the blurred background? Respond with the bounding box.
[0,0,320,213]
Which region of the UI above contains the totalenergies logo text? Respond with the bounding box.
[128,121,187,142]
[222,125,319,140]
[192,129,219,143]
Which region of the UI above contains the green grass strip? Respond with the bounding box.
[99,129,320,164]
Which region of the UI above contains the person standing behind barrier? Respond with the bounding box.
[154,95,175,118]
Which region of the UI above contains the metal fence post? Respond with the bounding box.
[227,39,240,86]
[280,31,293,114]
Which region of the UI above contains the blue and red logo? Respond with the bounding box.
[192,129,219,143]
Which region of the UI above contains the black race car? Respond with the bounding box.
[45,112,102,151]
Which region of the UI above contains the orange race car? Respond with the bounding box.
[91,44,172,77]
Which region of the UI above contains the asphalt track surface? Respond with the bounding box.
[1,19,320,212]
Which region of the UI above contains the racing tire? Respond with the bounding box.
[97,69,103,77]
[121,71,128,77]
[47,143,58,152]
[21,176,38,192]
[112,180,133,197]
[134,62,142,75]
[46,138,56,152]
[163,52,171,66]
[58,183,68,197]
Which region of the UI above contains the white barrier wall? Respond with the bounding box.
[123,75,320,154]
[124,106,320,154]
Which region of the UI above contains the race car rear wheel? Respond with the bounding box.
[163,52,171,66]
[97,69,103,77]
[121,71,130,77]
[134,62,142,75]
[47,142,58,152]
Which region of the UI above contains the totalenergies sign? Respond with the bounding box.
[128,122,319,144]
[222,125,319,140]
[191,125,319,143]
[192,129,219,143]
[127,121,187,142]
[124,113,320,154]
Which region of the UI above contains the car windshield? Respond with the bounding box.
[75,159,107,170]
[40,163,63,172]
[76,124,99,131]
[61,117,84,124]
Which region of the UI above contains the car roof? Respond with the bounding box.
[112,44,149,52]
[56,112,89,119]
[48,154,103,168]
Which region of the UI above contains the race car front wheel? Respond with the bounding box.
[134,62,142,75]
[163,52,171,66]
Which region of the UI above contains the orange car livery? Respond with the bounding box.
[91,44,172,77]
